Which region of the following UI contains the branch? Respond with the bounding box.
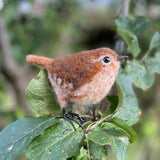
[120,0,130,17]
[0,13,32,116]
[0,14,19,73]
[114,0,131,55]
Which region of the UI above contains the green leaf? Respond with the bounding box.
[25,119,84,160]
[145,51,160,73]
[150,32,160,50]
[105,117,137,143]
[102,122,131,142]
[115,16,151,36]
[115,70,140,125]
[89,141,108,159]
[88,126,128,160]
[131,16,151,36]
[27,70,60,116]
[111,136,128,160]
[72,147,88,160]
[115,16,131,31]
[107,95,118,113]
[118,29,141,56]
[125,60,155,90]
[0,117,56,160]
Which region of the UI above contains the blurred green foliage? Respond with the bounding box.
[2,0,81,63]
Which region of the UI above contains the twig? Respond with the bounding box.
[120,0,131,17]
[140,49,151,62]
[114,0,131,55]
[0,13,32,115]
[86,114,112,133]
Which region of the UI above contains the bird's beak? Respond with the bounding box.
[117,55,128,61]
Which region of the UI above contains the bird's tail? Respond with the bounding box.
[26,55,53,68]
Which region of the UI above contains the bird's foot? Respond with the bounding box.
[56,109,84,131]
[67,111,85,124]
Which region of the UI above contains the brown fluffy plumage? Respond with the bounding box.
[26,48,121,108]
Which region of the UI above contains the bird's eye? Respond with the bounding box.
[103,56,111,63]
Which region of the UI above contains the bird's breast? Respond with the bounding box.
[70,69,117,106]
[48,67,118,108]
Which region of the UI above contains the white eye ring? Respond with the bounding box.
[103,56,111,63]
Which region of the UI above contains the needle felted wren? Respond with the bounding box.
[26,48,127,128]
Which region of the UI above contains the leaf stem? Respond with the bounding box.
[86,114,112,133]
[140,49,151,62]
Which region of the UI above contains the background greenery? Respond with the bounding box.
[0,0,160,160]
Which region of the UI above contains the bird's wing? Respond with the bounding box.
[47,53,102,90]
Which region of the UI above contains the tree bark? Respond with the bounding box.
[0,13,32,116]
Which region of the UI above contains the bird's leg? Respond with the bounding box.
[67,105,85,124]
[69,112,85,124]
[56,108,77,131]
[65,115,84,129]
[66,106,84,129]
[56,107,84,131]
[91,105,96,121]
